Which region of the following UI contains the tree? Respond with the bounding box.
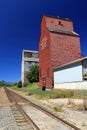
[27,65,39,83]
[13,82,18,86]
[0,80,6,86]
[0,81,1,87]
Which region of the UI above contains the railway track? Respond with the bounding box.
[4,87,81,130]
[4,87,40,130]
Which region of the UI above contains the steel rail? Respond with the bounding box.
[4,87,81,130]
[4,87,40,130]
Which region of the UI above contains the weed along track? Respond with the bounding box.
[4,87,81,130]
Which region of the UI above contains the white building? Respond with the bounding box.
[21,50,39,85]
[54,57,87,90]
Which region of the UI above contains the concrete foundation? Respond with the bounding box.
[54,81,87,90]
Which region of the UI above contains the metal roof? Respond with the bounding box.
[23,50,38,53]
[54,57,87,71]
[48,27,79,37]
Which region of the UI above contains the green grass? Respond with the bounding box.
[11,83,87,100]
[12,82,39,92]
[73,90,87,99]
[53,107,64,112]
[33,90,74,99]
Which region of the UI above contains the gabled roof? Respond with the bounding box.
[44,15,72,22]
[54,57,87,71]
[23,50,38,53]
[48,27,79,37]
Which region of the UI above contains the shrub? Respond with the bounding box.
[83,72,87,77]
[23,83,29,87]
[17,81,22,88]
[13,82,18,86]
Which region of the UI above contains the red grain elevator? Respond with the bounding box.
[39,15,82,88]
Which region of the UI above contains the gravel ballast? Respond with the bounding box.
[0,88,19,130]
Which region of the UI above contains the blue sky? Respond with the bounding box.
[0,0,87,82]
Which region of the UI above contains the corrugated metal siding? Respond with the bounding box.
[54,62,83,83]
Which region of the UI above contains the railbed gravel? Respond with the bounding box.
[0,106,19,130]
[0,87,19,130]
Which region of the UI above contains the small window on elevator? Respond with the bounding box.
[58,21,63,26]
